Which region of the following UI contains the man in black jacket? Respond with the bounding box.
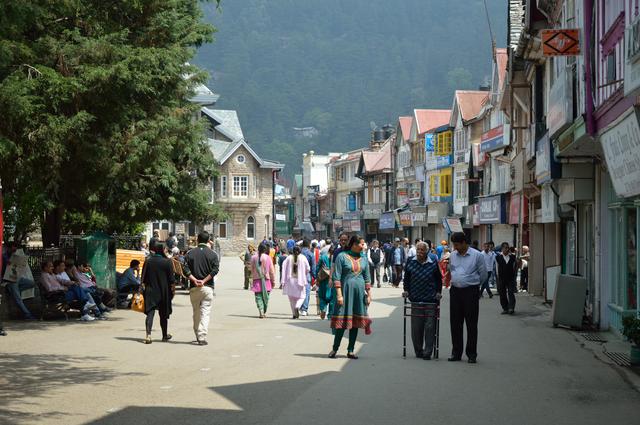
[184,231,219,345]
[495,242,518,315]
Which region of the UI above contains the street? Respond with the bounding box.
[1,259,639,425]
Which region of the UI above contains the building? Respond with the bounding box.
[301,151,340,238]
[328,149,365,236]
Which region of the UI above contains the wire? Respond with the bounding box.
[483,0,496,57]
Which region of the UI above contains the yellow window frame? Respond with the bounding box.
[435,131,453,156]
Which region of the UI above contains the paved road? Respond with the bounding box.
[1,258,638,425]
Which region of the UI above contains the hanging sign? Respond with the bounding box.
[542,29,580,56]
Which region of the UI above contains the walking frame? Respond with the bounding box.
[403,297,440,359]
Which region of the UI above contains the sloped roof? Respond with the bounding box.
[207,138,283,169]
[398,116,413,142]
[189,83,220,106]
[414,109,451,135]
[454,91,489,122]
[496,48,508,90]
[358,141,392,176]
[202,108,244,142]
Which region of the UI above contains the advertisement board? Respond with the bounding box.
[478,194,505,224]
[481,125,509,153]
[600,109,640,198]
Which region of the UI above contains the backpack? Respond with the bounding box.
[370,248,381,265]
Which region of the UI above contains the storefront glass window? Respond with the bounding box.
[627,209,637,310]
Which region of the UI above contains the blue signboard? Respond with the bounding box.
[348,193,356,211]
[436,154,453,169]
[425,133,435,152]
[379,212,396,230]
[480,126,506,153]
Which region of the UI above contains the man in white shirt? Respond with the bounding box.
[448,232,487,364]
[479,243,495,299]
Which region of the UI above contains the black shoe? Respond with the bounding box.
[328,350,337,359]
[415,350,424,358]
[162,334,173,342]
[509,309,515,315]
[423,355,432,360]
[489,295,493,298]
[447,356,461,362]
[468,358,477,364]
[347,352,359,359]
[0,329,6,336]
[501,310,509,314]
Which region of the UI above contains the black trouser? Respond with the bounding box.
[145,308,168,338]
[497,278,516,312]
[449,286,479,360]
[411,303,437,357]
[393,265,403,286]
[520,268,528,291]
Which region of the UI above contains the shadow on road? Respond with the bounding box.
[0,353,145,425]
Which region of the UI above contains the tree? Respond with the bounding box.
[0,0,223,246]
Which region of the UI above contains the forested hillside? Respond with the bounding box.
[195,0,506,175]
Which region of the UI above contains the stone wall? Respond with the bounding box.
[214,146,274,257]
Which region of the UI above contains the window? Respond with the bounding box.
[246,216,255,239]
[431,169,452,197]
[236,154,246,164]
[606,51,616,84]
[435,131,452,156]
[455,129,467,152]
[209,177,215,204]
[218,221,227,238]
[455,170,467,201]
[232,175,248,197]
[221,176,227,197]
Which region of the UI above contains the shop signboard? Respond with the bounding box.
[415,164,425,182]
[425,154,437,171]
[625,15,640,95]
[276,213,287,221]
[425,133,435,152]
[540,184,560,223]
[343,210,362,220]
[350,220,361,232]
[379,212,396,230]
[481,125,509,153]
[541,29,580,56]
[472,203,480,226]
[600,109,640,198]
[437,154,453,169]
[478,194,505,224]
[362,204,383,220]
[399,212,413,227]
[547,67,573,137]
[408,184,421,202]
[397,188,409,206]
[535,132,560,185]
[443,217,464,233]
[332,219,342,232]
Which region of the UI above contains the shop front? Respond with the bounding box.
[425,202,449,246]
[411,207,428,241]
[600,108,640,331]
[363,204,384,241]
[478,193,512,245]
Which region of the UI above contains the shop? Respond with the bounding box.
[478,193,513,245]
[411,207,428,241]
[363,204,384,242]
[600,108,640,331]
[425,202,449,246]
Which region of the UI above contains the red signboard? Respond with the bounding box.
[542,29,580,56]
[509,194,529,225]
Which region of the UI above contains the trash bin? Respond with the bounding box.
[75,232,116,289]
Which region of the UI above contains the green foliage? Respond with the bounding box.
[195,0,505,176]
[0,0,225,242]
[622,315,640,346]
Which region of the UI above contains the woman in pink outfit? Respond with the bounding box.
[251,243,276,318]
[281,246,310,319]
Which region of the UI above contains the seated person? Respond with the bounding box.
[69,261,113,313]
[117,260,141,293]
[2,246,36,320]
[41,261,98,321]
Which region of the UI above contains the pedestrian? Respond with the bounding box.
[403,241,442,360]
[392,238,406,288]
[286,236,296,253]
[142,243,175,344]
[383,240,394,283]
[317,245,334,319]
[436,240,448,259]
[519,245,529,292]
[149,230,160,250]
[299,238,316,316]
[251,243,275,318]
[439,248,451,289]
[367,240,384,288]
[184,231,219,346]
[447,232,487,363]
[495,242,518,315]
[240,244,255,290]
[479,242,495,299]
[472,240,480,251]
[281,246,310,319]
[328,235,372,359]
[407,238,419,261]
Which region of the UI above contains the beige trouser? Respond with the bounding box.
[190,286,214,341]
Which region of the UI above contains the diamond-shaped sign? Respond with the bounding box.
[542,29,580,56]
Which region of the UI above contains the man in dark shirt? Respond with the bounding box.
[403,242,442,360]
[495,242,518,315]
[184,231,219,345]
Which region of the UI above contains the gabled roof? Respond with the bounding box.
[189,83,220,106]
[414,109,451,135]
[357,141,392,176]
[452,91,489,123]
[207,138,283,170]
[202,108,244,142]
[496,48,508,90]
[398,117,413,142]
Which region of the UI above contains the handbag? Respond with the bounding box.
[131,292,145,313]
[318,264,331,281]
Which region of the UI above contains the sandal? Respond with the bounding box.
[144,336,152,344]
[328,350,337,359]
[347,352,359,360]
